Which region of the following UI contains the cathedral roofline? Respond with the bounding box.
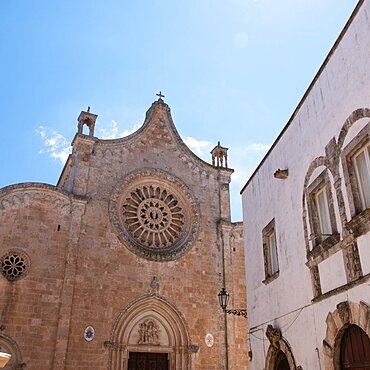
[0,182,88,202]
[76,99,234,173]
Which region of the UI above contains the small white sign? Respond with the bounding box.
[84,326,95,342]
[205,333,214,347]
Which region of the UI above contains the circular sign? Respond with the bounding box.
[84,326,95,342]
[205,333,214,347]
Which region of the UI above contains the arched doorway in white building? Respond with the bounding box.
[323,300,370,370]
[264,325,298,370]
[340,325,370,370]
[108,294,195,370]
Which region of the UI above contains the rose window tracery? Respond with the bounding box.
[110,169,199,261]
[1,250,30,281]
[122,186,184,248]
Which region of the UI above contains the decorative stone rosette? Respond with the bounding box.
[110,169,199,261]
[1,250,30,281]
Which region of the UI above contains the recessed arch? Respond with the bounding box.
[108,294,194,370]
[302,158,335,253]
[0,333,25,369]
[323,300,370,370]
[337,108,370,151]
[265,330,298,370]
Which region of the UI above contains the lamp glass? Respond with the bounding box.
[218,287,229,310]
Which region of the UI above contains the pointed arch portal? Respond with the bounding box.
[108,295,193,370]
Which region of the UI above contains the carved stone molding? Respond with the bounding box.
[346,207,370,237]
[0,333,25,369]
[0,249,30,282]
[336,302,351,325]
[138,319,160,345]
[149,276,160,294]
[109,168,200,261]
[0,189,70,212]
[265,327,298,370]
[266,325,282,350]
[108,294,191,370]
[188,344,200,353]
[323,300,370,370]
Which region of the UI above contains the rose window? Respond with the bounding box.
[122,186,185,248]
[110,169,200,261]
[1,250,30,281]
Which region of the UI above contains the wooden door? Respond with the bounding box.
[128,352,168,370]
[341,325,370,369]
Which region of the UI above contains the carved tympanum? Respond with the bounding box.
[138,320,160,345]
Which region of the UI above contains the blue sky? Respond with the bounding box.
[0,0,358,220]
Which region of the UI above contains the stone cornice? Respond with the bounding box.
[0,182,87,204]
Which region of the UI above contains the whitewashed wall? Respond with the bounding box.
[242,1,370,369]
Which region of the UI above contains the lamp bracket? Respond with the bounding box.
[224,308,248,319]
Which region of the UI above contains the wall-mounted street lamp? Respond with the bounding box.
[0,352,11,368]
[218,288,247,318]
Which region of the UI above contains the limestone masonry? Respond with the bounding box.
[0,98,247,369]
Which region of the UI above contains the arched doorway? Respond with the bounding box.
[128,352,168,370]
[108,294,193,370]
[0,333,24,369]
[340,325,370,369]
[323,301,370,370]
[265,326,298,370]
[275,350,290,370]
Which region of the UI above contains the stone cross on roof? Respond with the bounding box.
[156,91,165,101]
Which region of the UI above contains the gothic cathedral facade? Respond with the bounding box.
[0,98,248,369]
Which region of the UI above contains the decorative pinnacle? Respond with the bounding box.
[156,91,165,101]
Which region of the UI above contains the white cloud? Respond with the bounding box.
[99,121,142,139]
[99,120,119,139]
[36,126,71,164]
[184,137,212,156]
[244,143,270,152]
[229,143,270,183]
[121,123,142,137]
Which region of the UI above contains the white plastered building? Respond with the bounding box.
[241,1,370,369]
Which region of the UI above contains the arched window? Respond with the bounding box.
[340,325,370,369]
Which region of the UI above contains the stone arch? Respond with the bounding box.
[108,294,194,370]
[265,328,298,370]
[337,108,370,150]
[323,300,370,370]
[0,333,25,369]
[302,157,333,253]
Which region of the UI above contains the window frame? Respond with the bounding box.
[351,141,370,211]
[341,124,370,218]
[306,170,337,249]
[262,219,279,284]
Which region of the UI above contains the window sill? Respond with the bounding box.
[307,233,340,260]
[346,207,370,237]
[262,271,279,285]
